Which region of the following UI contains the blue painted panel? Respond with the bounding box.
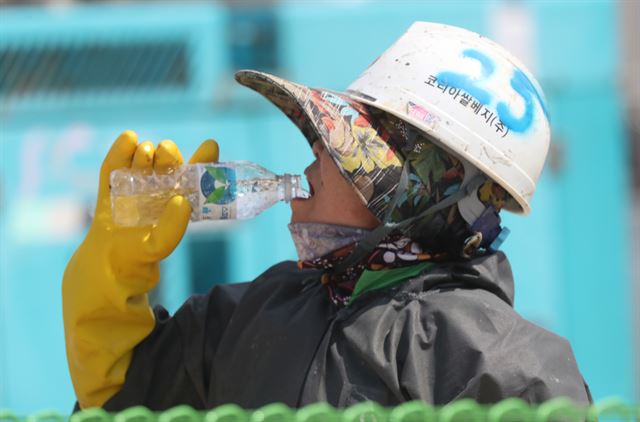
[532,0,619,87]
[552,92,633,401]
[276,2,487,89]
[1,128,92,412]
[502,171,563,331]
[1,242,77,412]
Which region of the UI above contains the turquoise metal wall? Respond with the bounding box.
[0,0,634,414]
[534,2,633,402]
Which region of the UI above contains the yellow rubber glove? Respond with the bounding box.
[62,130,219,409]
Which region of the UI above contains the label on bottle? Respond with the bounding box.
[198,165,237,220]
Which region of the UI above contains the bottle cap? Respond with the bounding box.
[285,174,310,202]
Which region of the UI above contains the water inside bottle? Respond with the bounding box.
[112,191,177,227]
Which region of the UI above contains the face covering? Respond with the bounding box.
[288,222,371,261]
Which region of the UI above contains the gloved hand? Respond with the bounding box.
[62,130,219,409]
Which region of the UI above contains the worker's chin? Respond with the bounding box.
[289,197,314,224]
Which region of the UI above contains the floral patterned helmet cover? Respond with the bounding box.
[235,71,514,236]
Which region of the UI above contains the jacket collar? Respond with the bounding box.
[407,251,515,306]
[344,252,515,309]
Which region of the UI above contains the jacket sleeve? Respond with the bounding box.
[101,282,250,411]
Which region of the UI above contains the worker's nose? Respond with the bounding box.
[304,158,317,178]
[311,141,324,158]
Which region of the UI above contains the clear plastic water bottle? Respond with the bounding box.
[110,161,309,227]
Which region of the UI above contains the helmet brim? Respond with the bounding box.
[235,69,405,220]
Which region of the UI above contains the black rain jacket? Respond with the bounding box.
[103,252,591,410]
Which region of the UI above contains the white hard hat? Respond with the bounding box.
[346,22,550,214]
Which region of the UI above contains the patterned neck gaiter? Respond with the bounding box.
[288,222,371,262]
[291,222,443,307]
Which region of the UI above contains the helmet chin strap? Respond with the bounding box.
[457,161,486,225]
[330,160,487,274]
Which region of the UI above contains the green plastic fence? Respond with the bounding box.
[1,398,638,422]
